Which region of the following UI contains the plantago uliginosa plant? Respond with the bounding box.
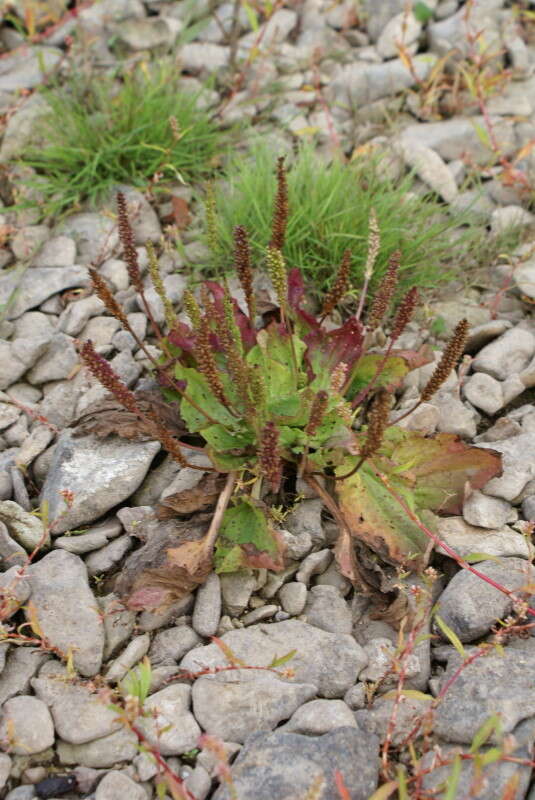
[80,165,501,604]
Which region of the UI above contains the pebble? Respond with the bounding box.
[0,46,62,92]
[344,683,368,710]
[192,572,221,638]
[180,620,367,698]
[462,490,514,529]
[286,499,325,547]
[84,534,133,576]
[105,633,151,683]
[0,696,54,754]
[32,662,121,745]
[0,648,49,706]
[95,770,146,800]
[296,549,333,584]
[137,684,201,756]
[433,391,478,438]
[436,516,530,561]
[303,585,352,635]
[57,727,138,768]
[360,637,420,685]
[148,625,201,666]
[279,582,307,616]
[463,372,504,415]
[192,669,317,742]
[241,605,278,625]
[472,327,535,381]
[0,266,88,321]
[356,695,433,746]
[0,501,47,550]
[27,550,104,676]
[99,593,137,660]
[54,530,110,554]
[220,572,256,616]
[281,698,357,735]
[478,433,535,501]
[376,10,421,59]
[56,213,119,264]
[0,754,10,791]
[395,139,457,202]
[436,557,534,642]
[0,565,31,618]
[33,236,76,268]
[40,432,160,534]
[212,727,379,800]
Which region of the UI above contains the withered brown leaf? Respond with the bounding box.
[157,473,225,519]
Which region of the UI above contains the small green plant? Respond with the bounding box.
[80,169,501,608]
[202,143,487,300]
[15,64,223,218]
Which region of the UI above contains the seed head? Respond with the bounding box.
[330,362,348,394]
[321,249,352,318]
[116,192,142,293]
[258,420,282,492]
[183,289,201,331]
[233,225,255,322]
[270,156,288,251]
[147,241,176,329]
[194,319,228,407]
[366,250,400,331]
[420,318,469,402]
[306,390,329,438]
[89,268,128,328]
[266,246,288,310]
[391,286,419,342]
[363,209,380,281]
[204,182,219,257]
[361,389,391,460]
[80,340,138,414]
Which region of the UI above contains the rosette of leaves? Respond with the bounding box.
[80,173,501,606]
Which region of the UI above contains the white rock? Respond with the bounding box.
[280,698,357,734]
[473,328,535,381]
[105,633,151,683]
[0,696,54,754]
[377,11,422,60]
[436,516,530,560]
[137,685,201,756]
[463,491,514,529]
[395,139,457,202]
[463,373,504,415]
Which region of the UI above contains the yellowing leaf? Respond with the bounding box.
[435,614,466,658]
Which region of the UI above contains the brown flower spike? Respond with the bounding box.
[234,225,256,321]
[270,156,288,251]
[366,250,401,331]
[259,421,282,492]
[116,192,142,293]
[321,249,352,319]
[420,318,469,401]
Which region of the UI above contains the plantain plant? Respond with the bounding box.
[80,161,501,608]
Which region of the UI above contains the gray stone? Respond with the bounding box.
[327,55,437,109]
[421,719,535,800]
[297,549,333,585]
[433,391,477,438]
[399,117,516,165]
[0,565,31,617]
[281,699,357,735]
[437,516,529,560]
[491,205,535,235]
[14,425,54,469]
[10,226,49,261]
[0,520,25,569]
[344,683,367,710]
[0,648,49,706]
[33,236,76,268]
[137,684,201,756]
[286,499,325,547]
[241,605,278,625]
[27,550,104,676]
[58,295,104,336]
[435,639,535,743]
[99,259,129,292]
[192,669,317,742]
[0,696,54,754]
[0,46,62,91]
[0,403,21,432]
[220,572,256,616]
[279,582,307,616]
[149,625,201,666]
[0,753,11,791]
[40,431,160,534]
[462,491,514,529]
[56,214,119,264]
[395,139,457,202]
[0,500,47,550]
[84,534,133,576]
[376,10,421,59]
[118,16,181,49]
[95,770,146,800]
[179,43,230,72]
[54,531,110,554]
[472,327,535,381]
[192,572,221,638]
[356,695,433,745]
[180,620,367,698]
[212,727,379,800]
[437,557,533,642]
[304,585,352,635]
[136,274,186,325]
[99,593,136,660]
[0,265,88,321]
[0,94,50,163]
[479,433,535,501]
[105,633,151,682]
[360,637,420,685]
[57,727,137,768]
[32,662,121,744]
[185,764,211,800]
[463,372,504,415]
[138,596,194,632]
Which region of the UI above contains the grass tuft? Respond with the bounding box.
[16,64,223,218]
[205,144,505,300]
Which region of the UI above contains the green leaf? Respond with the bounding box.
[335,460,429,568]
[443,755,462,800]
[469,715,502,753]
[119,657,152,705]
[279,426,307,451]
[175,365,236,433]
[267,395,302,419]
[207,448,249,472]
[413,1,434,23]
[201,424,253,451]
[435,614,466,658]
[242,0,259,31]
[348,354,409,399]
[269,649,297,668]
[397,766,409,800]
[479,747,503,767]
[214,497,285,573]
